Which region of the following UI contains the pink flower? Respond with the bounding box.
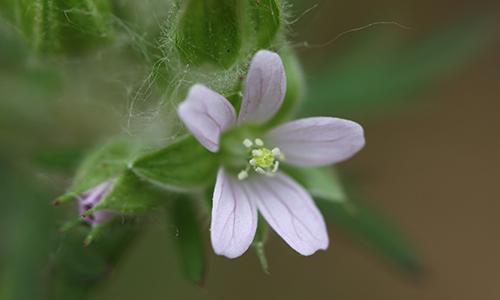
[178,50,365,258]
[78,180,115,226]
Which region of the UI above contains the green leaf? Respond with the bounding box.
[132,136,218,192]
[248,0,280,48]
[303,16,497,115]
[175,0,242,68]
[58,139,141,204]
[286,166,421,273]
[168,198,206,285]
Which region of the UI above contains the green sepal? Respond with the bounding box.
[55,0,114,53]
[8,0,61,53]
[175,0,242,68]
[168,197,206,285]
[132,136,218,192]
[282,165,346,203]
[247,0,280,48]
[87,170,167,215]
[252,216,270,274]
[57,139,142,205]
[1,0,113,54]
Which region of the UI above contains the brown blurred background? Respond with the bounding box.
[93,1,500,299]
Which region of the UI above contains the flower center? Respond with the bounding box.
[253,148,275,168]
[237,138,284,180]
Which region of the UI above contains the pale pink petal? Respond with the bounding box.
[210,168,258,258]
[238,50,286,124]
[78,180,115,226]
[178,84,236,152]
[249,172,329,255]
[266,117,365,166]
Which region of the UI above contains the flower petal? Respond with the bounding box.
[266,117,365,166]
[178,84,236,152]
[211,168,258,258]
[238,50,286,124]
[78,181,114,225]
[250,172,329,255]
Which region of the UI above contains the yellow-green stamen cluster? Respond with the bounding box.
[238,138,284,180]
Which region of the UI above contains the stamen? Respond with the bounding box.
[272,161,279,173]
[243,139,253,148]
[255,167,266,175]
[252,149,263,157]
[238,170,249,180]
[239,138,285,180]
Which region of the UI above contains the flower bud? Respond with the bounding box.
[248,0,281,48]
[78,180,115,226]
[175,0,242,68]
[1,0,113,54]
[56,0,114,53]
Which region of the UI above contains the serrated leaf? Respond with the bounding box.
[132,136,218,192]
[169,198,206,285]
[249,0,280,48]
[175,0,242,68]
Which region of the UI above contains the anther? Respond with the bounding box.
[272,161,279,173]
[243,139,253,148]
[255,167,266,175]
[238,170,249,180]
[252,149,263,157]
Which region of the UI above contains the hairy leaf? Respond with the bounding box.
[175,0,242,68]
[132,136,218,192]
[248,0,280,48]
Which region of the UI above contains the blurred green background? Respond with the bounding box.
[1,0,499,299]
